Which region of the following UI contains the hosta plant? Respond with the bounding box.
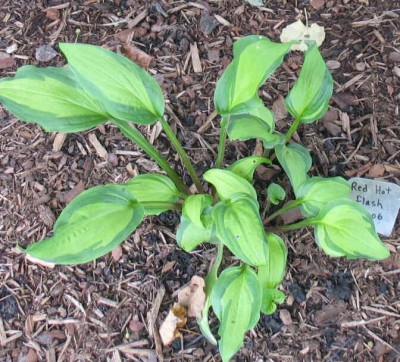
[0,36,389,361]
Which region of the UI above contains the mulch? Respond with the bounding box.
[0,0,400,361]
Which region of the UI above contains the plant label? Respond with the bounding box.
[349,177,400,236]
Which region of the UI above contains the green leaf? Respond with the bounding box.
[176,216,212,252]
[182,194,213,228]
[258,233,287,289]
[227,156,271,182]
[227,114,271,141]
[275,143,312,194]
[267,183,286,205]
[203,169,257,201]
[211,265,262,362]
[19,184,144,264]
[176,194,214,252]
[285,42,333,123]
[312,199,390,260]
[215,36,292,115]
[260,289,286,315]
[0,66,108,132]
[124,174,182,215]
[297,176,350,217]
[213,193,269,266]
[59,43,164,125]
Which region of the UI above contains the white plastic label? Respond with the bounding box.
[349,177,400,236]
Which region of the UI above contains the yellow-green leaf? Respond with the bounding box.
[60,43,164,124]
[19,184,144,265]
[213,194,268,266]
[0,66,108,132]
[312,199,390,260]
[285,42,333,123]
[124,174,182,215]
[211,265,262,362]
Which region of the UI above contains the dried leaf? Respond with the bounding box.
[45,8,60,20]
[162,260,176,273]
[56,181,85,204]
[310,0,325,9]
[280,20,325,52]
[177,276,206,319]
[123,43,152,69]
[0,52,15,69]
[368,164,385,178]
[111,245,123,261]
[129,315,145,334]
[88,133,108,160]
[159,303,187,345]
[53,132,67,152]
[272,95,288,122]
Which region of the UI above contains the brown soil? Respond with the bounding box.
[1,0,400,361]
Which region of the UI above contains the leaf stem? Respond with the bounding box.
[206,240,224,293]
[272,218,317,232]
[215,116,228,169]
[159,117,204,194]
[115,120,191,195]
[285,118,301,142]
[198,241,224,345]
[263,199,304,224]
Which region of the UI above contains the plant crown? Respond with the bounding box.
[0,36,389,362]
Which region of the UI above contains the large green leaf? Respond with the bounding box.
[211,265,262,362]
[213,193,269,266]
[124,174,182,215]
[297,176,350,217]
[0,66,108,132]
[285,42,333,123]
[275,143,312,194]
[176,194,214,251]
[258,233,287,289]
[59,43,164,124]
[312,199,390,260]
[203,169,257,201]
[227,156,271,183]
[215,36,292,115]
[19,184,144,264]
[258,233,287,314]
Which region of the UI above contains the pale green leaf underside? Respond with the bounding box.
[213,193,268,266]
[182,194,213,228]
[0,66,108,132]
[203,169,257,201]
[312,199,390,260]
[60,43,164,125]
[124,174,182,215]
[285,42,333,123]
[297,176,350,217]
[227,156,271,183]
[22,185,144,264]
[258,233,287,290]
[176,216,212,252]
[260,289,286,315]
[275,143,312,194]
[267,183,286,205]
[211,266,262,362]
